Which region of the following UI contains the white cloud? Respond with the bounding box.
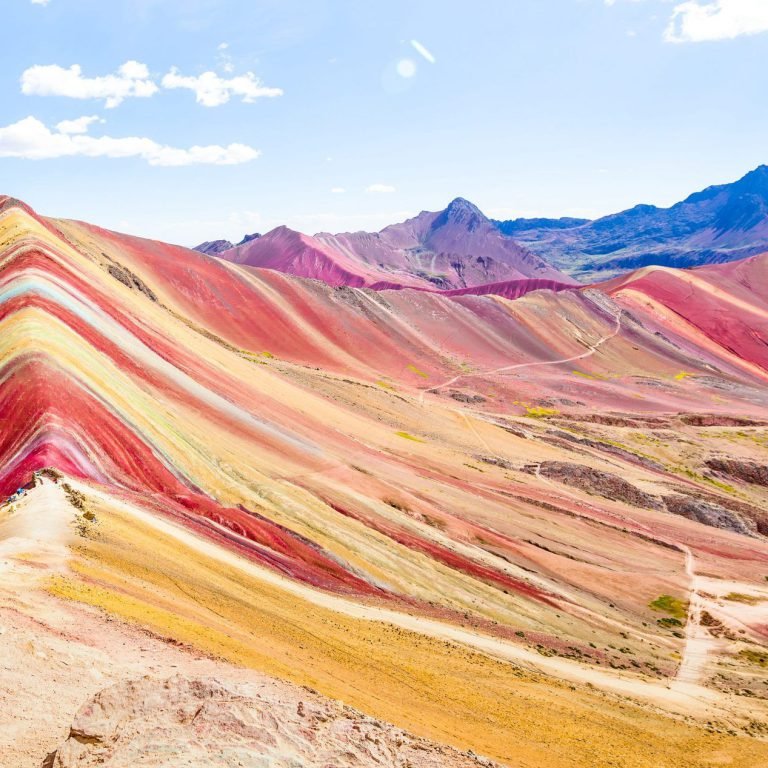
[55,115,103,135]
[31,0,50,5]
[0,116,260,166]
[410,40,436,64]
[20,59,284,109]
[20,61,158,108]
[665,0,768,42]
[161,68,283,107]
[366,183,396,193]
[330,187,345,193]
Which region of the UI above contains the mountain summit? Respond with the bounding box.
[215,198,574,289]
[432,197,487,231]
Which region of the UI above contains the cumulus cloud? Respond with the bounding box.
[665,0,768,42]
[366,183,396,193]
[21,61,158,108]
[20,59,284,108]
[55,115,103,135]
[161,68,283,107]
[0,116,260,166]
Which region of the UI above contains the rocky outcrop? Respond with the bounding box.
[193,234,260,256]
[705,458,768,487]
[45,676,496,768]
[662,494,754,537]
[537,462,663,509]
[546,430,666,472]
[679,414,767,427]
[193,239,235,255]
[450,391,487,404]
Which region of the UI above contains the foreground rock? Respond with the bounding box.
[46,676,495,768]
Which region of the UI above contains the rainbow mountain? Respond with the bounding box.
[1,195,768,767]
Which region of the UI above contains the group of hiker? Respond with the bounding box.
[2,469,62,509]
[4,487,26,508]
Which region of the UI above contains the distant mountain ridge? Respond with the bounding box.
[194,232,260,256]
[206,198,575,290]
[494,165,768,281]
[495,216,591,235]
[194,165,768,284]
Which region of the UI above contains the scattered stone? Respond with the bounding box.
[450,391,487,404]
[106,264,157,302]
[537,461,663,509]
[705,458,768,487]
[663,495,754,537]
[679,414,767,427]
[474,455,513,470]
[547,429,665,471]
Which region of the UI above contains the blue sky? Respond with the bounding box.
[0,0,766,244]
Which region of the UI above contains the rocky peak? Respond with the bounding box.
[432,197,489,233]
[237,232,261,246]
[734,164,768,196]
[193,239,234,256]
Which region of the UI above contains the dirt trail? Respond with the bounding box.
[419,304,622,403]
[673,546,710,686]
[70,479,733,720]
[531,466,710,685]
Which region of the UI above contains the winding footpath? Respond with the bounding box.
[419,303,623,404]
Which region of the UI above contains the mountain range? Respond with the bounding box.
[197,165,768,287]
[198,197,575,290]
[495,164,768,280]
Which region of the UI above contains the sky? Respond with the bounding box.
[0,0,766,245]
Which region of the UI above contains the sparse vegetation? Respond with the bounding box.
[724,593,764,605]
[657,617,683,628]
[525,406,559,418]
[740,649,768,667]
[421,514,446,530]
[406,364,428,379]
[395,431,424,442]
[649,594,688,621]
